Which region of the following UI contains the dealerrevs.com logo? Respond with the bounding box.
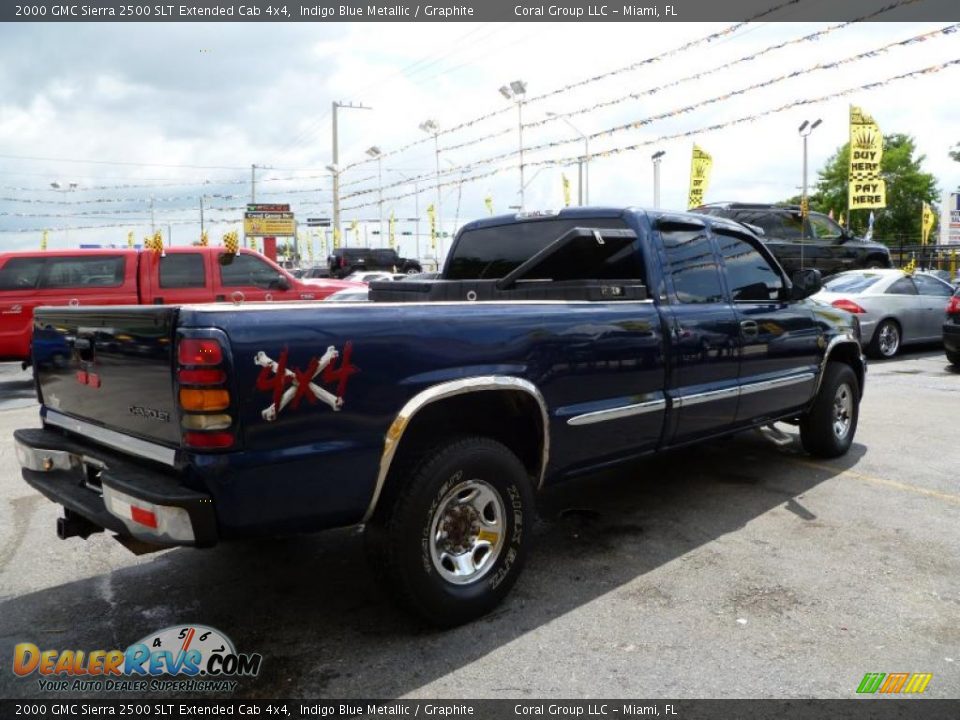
[13,625,262,693]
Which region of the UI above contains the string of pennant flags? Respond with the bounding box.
[522,0,926,132]
[396,0,924,165]
[340,57,960,214]
[0,217,244,234]
[339,0,805,174]
[340,22,960,203]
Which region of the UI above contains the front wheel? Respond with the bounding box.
[947,349,960,367]
[868,319,901,359]
[365,436,534,627]
[799,362,860,458]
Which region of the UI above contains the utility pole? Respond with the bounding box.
[150,196,155,233]
[499,81,528,210]
[250,164,257,203]
[330,100,372,246]
[798,118,822,270]
[200,195,205,234]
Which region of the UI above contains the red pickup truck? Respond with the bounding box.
[0,246,354,362]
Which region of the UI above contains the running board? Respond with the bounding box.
[757,424,795,447]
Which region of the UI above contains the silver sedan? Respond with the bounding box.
[813,269,955,358]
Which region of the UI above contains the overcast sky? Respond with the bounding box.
[1,15,959,259]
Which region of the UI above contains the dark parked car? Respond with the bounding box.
[694,202,891,278]
[300,266,331,279]
[944,287,960,366]
[328,247,422,279]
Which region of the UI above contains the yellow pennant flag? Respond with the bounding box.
[562,173,571,208]
[427,204,437,251]
[921,202,936,245]
[127,231,135,248]
[687,144,713,209]
[848,105,886,210]
[388,210,396,249]
[40,230,48,251]
[350,219,360,245]
[484,196,494,216]
[333,227,341,250]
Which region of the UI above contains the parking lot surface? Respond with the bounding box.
[0,350,957,699]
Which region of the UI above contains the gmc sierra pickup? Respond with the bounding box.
[15,207,866,626]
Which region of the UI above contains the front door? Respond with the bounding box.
[714,228,820,422]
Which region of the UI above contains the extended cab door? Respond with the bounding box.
[656,219,741,443]
[714,228,820,422]
[139,250,217,305]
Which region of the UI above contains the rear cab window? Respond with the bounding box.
[446,218,630,280]
[658,223,724,304]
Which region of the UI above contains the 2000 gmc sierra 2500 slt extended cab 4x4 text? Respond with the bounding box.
[15,207,865,625]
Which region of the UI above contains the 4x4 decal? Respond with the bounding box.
[254,343,359,421]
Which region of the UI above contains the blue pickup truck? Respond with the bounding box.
[15,207,865,625]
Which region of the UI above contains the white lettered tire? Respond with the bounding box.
[365,436,533,626]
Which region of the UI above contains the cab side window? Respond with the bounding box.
[160,254,206,289]
[220,253,283,289]
[41,256,125,289]
[715,231,783,301]
[659,224,724,304]
[0,257,46,291]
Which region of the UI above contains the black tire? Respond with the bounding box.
[800,362,859,458]
[403,263,422,275]
[947,350,960,367]
[365,436,534,627]
[867,318,901,359]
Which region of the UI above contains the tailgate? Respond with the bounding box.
[33,306,180,447]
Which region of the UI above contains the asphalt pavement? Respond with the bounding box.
[0,349,957,699]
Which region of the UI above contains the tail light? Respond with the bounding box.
[177,336,234,450]
[947,295,960,315]
[831,298,867,314]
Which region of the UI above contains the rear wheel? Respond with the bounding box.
[947,350,960,367]
[365,436,533,627]
[868,319,900,359]
[800,362,859,458]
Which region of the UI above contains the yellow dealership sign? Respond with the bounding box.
[243,213,295,237]
[848,106,886,210]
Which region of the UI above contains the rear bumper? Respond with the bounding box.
[14,427,217,548]
[944,322,960,353]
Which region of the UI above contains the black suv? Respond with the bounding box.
[694,203,891,277]
[328,248,422,279]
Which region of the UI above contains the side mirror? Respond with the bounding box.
[276,274,291,291]
[790,268,822,300]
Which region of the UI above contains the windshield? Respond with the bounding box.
[823,272,883,294]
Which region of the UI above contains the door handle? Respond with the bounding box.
[740,320,759,338]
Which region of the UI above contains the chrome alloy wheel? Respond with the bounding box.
[878,322,900,357]
[833,382,854,440]
[429,478,506,585]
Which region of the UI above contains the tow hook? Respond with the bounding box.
[56,509,104,540]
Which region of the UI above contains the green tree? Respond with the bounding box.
[810,134,938,244]
[950,143,960,162]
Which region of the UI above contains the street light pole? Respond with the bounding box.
[366,146,384,246]
[419,120,442,251]
[546,112,589,205]
[500,81,528,210]
[798,119,822,267]
[331,100,372,245]
[651,151,665,209]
